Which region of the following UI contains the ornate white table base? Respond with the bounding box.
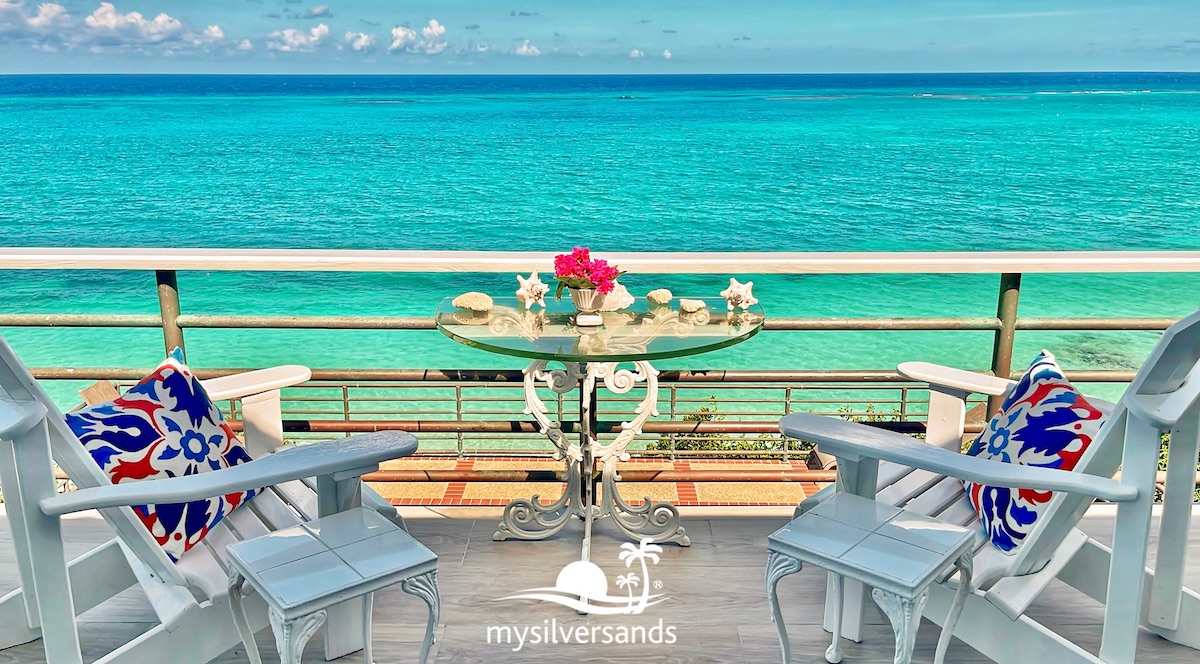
[493,359,690,558]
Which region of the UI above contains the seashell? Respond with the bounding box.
[599,311,636,328]
[452,311,489,326]
[452,292,493,312]
[719,278,757,312]
[515,271,549,310]
[679,298,707,313]
[646,288,673,306]
[681,308,711,325]
[599,282,635,311]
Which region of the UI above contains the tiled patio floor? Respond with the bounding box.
[1,505,1197,663]
[368,457,828,507]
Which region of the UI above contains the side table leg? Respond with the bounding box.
[590,361,689,546]
[825,573,844,663]
[766,551,803,664]
[361,593,374,664]
[270,609,327,664]
[402,570,441,664]
[227,569,263,664]
[871,588,929,664]
[934,554,973,664]
[494,360,585,542]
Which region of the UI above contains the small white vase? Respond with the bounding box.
[569,288,604,327]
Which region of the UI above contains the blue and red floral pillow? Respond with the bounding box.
[963,351,1105,553]
[65,351,257,561]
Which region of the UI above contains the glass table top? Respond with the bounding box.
[435,296,764,362]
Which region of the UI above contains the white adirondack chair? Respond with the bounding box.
[779,309,1200,664]
[0,335,418,664]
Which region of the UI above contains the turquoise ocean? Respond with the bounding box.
[1,73,1199,406]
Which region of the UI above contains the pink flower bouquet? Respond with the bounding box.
[552,247,624,300]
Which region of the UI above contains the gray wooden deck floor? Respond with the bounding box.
[1,506,1197,663]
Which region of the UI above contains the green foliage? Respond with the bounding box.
[835,403,901,423]
[648,398,791,457]
[1156,432,1200,503]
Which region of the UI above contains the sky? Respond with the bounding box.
[1,1,1198,74]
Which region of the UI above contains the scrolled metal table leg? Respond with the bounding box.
[766,550,803,664]
[494,360,585,542]
[591,361,690,546]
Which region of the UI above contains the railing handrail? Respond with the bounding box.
[3,247,1200,274]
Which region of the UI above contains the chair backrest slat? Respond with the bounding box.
[1007,309,1200,577]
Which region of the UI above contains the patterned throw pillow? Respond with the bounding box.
[66,351,257,561]
[962,351,1105,553]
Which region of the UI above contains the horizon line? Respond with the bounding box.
[3,70,1200,77]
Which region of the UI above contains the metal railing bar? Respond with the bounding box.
[2,313,1181,333]
[0,314,163,328]
[262,418,926,435]
[4,247,1199,274]
[29,367,1140,383]
[1016,317,1179,331]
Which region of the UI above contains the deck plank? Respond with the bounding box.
[0,507,1196,662]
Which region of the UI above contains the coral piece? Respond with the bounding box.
[452,311,489,326]
[646,289,673,306]
[719,278,758,311]
[599,282,635,311]
[679,298,707,313]
[515,271,549,309]
[452,291,493,312]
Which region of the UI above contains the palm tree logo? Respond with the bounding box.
[615,572,639,609]
[619,538,663,614]
[496,538,667,615]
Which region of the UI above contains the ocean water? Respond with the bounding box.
[1,73,1199,406]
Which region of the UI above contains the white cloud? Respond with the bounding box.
[85,2,183,44]
[417,18,446,54]
[662,49,671,59]
[457,41,490,55]
[514,39,539,56]
[629,48,643,58]
[306,4,331,19]
[236,38,253,51]
[266,22,329,51]
[2,2,236,53]
[345,30,373,51]
[389,19,446,55]
[27,2,68,29]
[389,24,416,51]
[421,18,444,40]
[0,1,69,36]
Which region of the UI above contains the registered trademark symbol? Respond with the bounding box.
[654,580,663,590]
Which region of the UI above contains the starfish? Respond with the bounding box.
[719,277,757,311]
[515,271,549,309]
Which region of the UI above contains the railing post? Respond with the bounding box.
[989,272,1021,415]
[155,270,185,358]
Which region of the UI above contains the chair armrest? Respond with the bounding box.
[1127,362,1200,429]
[779,413,1137,502]
[39,430,416,516]
[897,361,1014,396]
[200,365,312,401]
[0,401,46,439]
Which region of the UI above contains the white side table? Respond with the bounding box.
[766,493,975,664]
[226,507,439,664]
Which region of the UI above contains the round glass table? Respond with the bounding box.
[435,296,764,561]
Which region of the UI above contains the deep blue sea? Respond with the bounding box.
[1,73,1199,405]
